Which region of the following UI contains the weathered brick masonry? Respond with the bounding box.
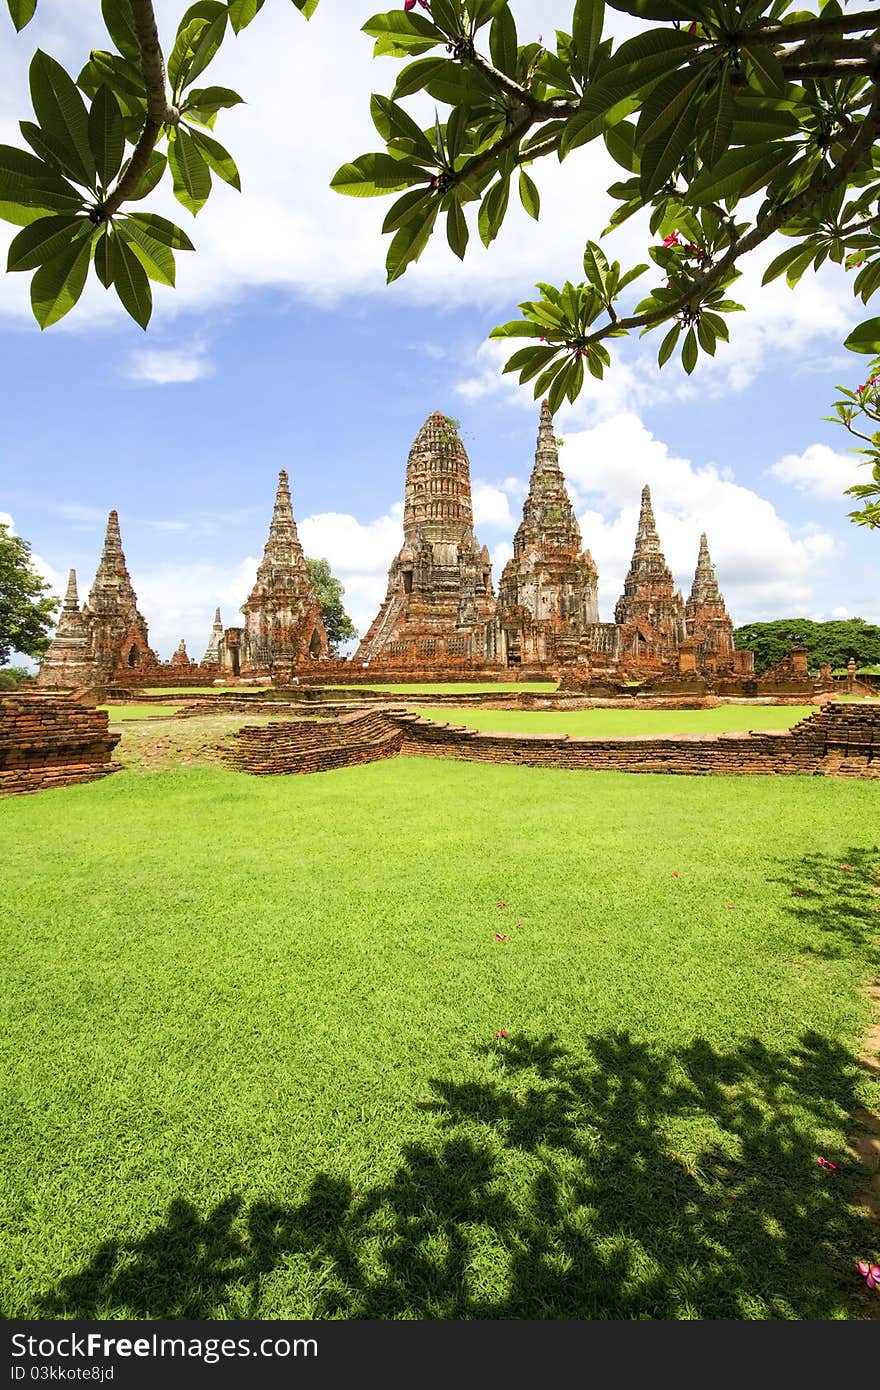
[228,701,880,778]
[394,702,879,777]
[0,694,120,795]
[226,708,405,776]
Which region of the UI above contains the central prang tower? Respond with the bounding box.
[355,413,497,667]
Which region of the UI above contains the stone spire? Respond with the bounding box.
[87,510,139,615]
[253,470,306,591]
[614,483,684,664]
[688,533,722,606]
[403,412,475,545]
[202,607,223,666]
[63,569,79,610]
[240,472,329,678]
[513,400,586,559]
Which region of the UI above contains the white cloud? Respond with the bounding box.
[542,412,840,625]
[472,482,515,530]
[298,505,404,636]
[769,441,862,501]
[124,343,214,385]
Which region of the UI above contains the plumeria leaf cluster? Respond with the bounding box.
[825,356,880,528]
[1,0,319,327]
[334,1,880,518]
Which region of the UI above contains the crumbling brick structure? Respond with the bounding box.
[37,512,160,689]
[217,470,329,682]
[0,693,120,794]
[355,413,498,670]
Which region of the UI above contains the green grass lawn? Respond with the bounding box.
[331,682,558,695]
[413,704,818,737]
[1,756,877,1320]
[101,704,186,721]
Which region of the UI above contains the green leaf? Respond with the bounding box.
[385,198,438,282]
[125,212,195,251]
[572,0,605,77]
[636,62,707,149]
[696,315,716,355]
[31,234,92,328]
[608,24,696,74]
[700,66,733,169]
[29,50,96,189]
[489,319,546,339]
[228,0,265,33]
[101,0,139,59]
[6,213,89,272]
[582,240,609,295]
[489,6,518,76]
[382,186,432,233]
[505,344,562,384]
[845,318,880,355]
[182,86,244,118]
[681,325,698,374]
[518,169,540,220]
[291,0,319,16]
[113,231,152,327]
[688,142,793,205]
[94,225,114,287]
[122,149,167,200]
[604,119,638,172]
[186,126,240,188]
[116,218,176,286]
[478,176,510,248]
[657,321,680,366]
[363,10,445,59]
[7,0,37,31]
[0,143,83,214]
[88,84,124,188]
[168,128,212,213]
[606,1,705,17]
[742,43,786,97]
[331,152,427,197]
[761,242,812,286]
[78,50,147,105]
[184,9,228,89]
[446,199,468,259]
[370,95,437,164]
[639,95,700,197]
[548,357,576,414]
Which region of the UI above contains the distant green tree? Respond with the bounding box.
[306,557,357,651]
[0,522,59,665]
[733,617,880,673]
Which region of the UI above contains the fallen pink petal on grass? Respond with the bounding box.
[838,865,853,872]
[494,933,508,942]
[672,872,680,878]
[816,1157,839,1171]
[726,904,735,909]
[493,1031,509,1039]
[856,1260,880,1289]
[497,902,506,909]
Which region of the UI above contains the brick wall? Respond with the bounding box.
[0,693,121,795]
[226,708,404,775]
[392,702,879,777]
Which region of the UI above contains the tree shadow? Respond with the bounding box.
[34,1025,876,1321]
[771,846,880,960]
[33,849,879,1321]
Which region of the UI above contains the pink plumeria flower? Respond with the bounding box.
[494,933,508,942]
[726,904,735,910]
[662,232,680,247]
[856,1260,880,1290]
[493,1030,509,1039]
[816,1156,838,1171]
[404,0,432,11]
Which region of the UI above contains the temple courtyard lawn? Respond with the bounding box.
[1,755,878,1320]
[412,704,817,737]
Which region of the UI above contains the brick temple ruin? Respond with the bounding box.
[37,402,837,696]
[355,404,756,688]
[36,511,160,689]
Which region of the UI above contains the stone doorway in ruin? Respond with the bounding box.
[309,629,322,657]
[127,645,140,668]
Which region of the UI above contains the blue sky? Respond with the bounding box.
[1,1,877,660]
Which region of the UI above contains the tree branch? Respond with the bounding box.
[583,90,880,348]
[101,0,177,218]
[745,10,879,48]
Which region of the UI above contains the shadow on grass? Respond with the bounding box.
[35,1028,876,1321]
[35,849,879,1321]
[773,845,880,961]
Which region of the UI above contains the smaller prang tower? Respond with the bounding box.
[37,512,158,687]
[220,471,328,682]
[614,485,686,670]
[496,400,599,666]
[684,533,736,670]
